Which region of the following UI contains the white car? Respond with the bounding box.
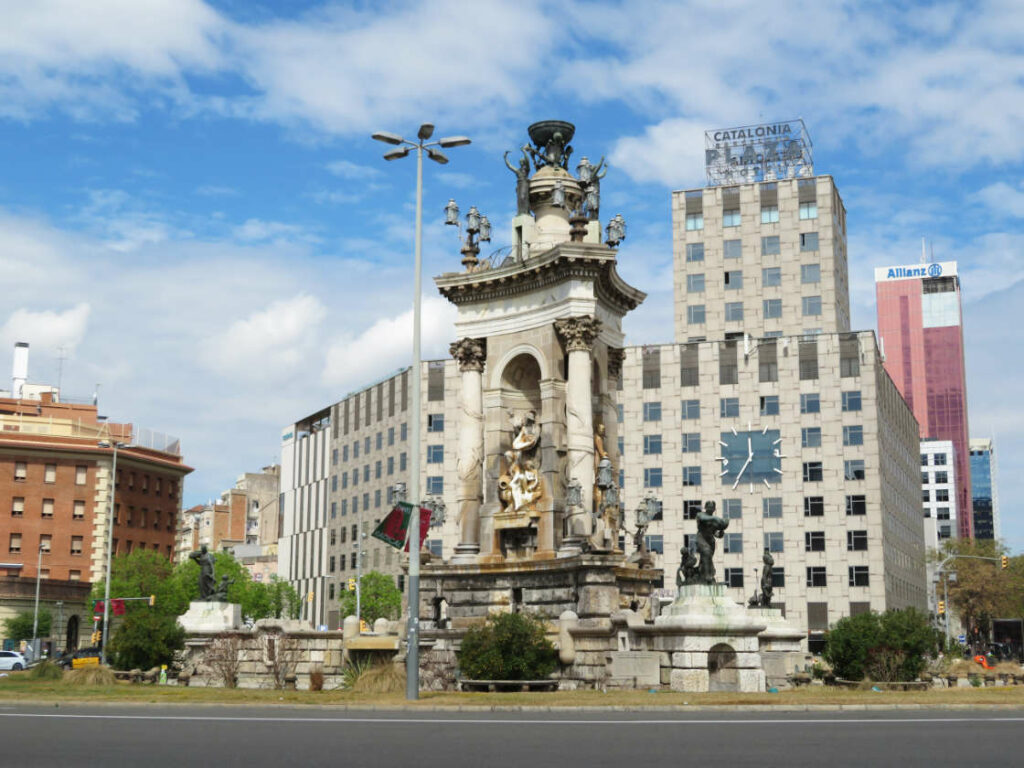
[0,651,27,671]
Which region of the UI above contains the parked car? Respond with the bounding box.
[0,651,27,671]
[54,647,102,670]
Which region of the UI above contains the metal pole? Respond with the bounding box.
[355,522,362,625]
[101,443,118,665]
[943,572,951,649]
[406,141,424,701]
[31,543,43,654]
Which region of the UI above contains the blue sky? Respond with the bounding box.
[0,0,1021,548]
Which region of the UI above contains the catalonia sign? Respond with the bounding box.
[705,119,813,186]
[873,261,958,282]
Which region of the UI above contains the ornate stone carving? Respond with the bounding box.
[607,347,624,381]
[555,316,601,352]
[496,410,544,526]
[449,337,486,372]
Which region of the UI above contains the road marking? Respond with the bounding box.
[1,713,1023,726]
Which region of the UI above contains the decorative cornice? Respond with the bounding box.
[449,337,487,372]
[555,316,602,352]
[434,242,646,316]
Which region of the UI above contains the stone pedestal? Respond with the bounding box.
[178,601,242,634]
[652,584,767,693]
[753,607,808,688]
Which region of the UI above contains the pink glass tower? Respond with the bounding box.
[875,261,972,538]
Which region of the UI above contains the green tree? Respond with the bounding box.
[107,610,185,670]
[3,610,52,642]
[939,539,1024,643]
[458,612,558,681]
[338,571,401,624]
[824,608,940,681]
[91,549,188,617]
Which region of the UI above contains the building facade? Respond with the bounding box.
[875,261,972,538]
[969,438,998,541]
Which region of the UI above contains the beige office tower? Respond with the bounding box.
[620,170,926,651]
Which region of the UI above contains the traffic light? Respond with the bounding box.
[938,601,946,616]
[307,590,314,603]
[1001,555,1009,570]
[148,594,156,607]
[91,631,101,645]
[360,619,369,633]
[347,578,356,592]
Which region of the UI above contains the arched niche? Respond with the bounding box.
[708,643,740,692]
[499,351,543,416]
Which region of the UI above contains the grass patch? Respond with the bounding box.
[63,666,117,686]
[352,663,405,694]
[3,672,1024,708]
[28,660,64,681]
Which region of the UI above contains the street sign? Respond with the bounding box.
[72,656,99,669]
[958,634,966,643]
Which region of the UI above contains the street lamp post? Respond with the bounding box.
[31,542,43,658]
[373,123,470,700]
[98,440,127,666]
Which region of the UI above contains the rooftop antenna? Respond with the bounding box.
[92,383,100,408]
[56,346,67,392]
[921,237,927,264]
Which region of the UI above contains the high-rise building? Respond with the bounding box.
[969,438,998,541]
[875,261,972,538]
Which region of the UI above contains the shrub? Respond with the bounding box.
[108,611,185,671]
[352,663,405,694]
[29,660,63,681]
[64,666,117,686]
[824,608,939,681]
[458,611,557,681]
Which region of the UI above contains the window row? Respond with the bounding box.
[10,498,88,519]
[638,393,862,421]
[9,533,84,555]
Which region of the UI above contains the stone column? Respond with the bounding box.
[449,338,486,564]
[555,316,601,541]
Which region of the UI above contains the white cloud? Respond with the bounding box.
[326,160,380,179]
[0,303,91,355]
[201,294,327,377]
[232,218,306,242]
[973,182,1024,218]
[322,296,457,390]
[610,117,710,188]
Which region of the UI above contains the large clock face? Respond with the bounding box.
[717,422,784,493]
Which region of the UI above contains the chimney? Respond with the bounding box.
[12,342,29,399]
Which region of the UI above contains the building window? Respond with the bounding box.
[642,347,661,388]
[683,501,702,520]
[687,273,705,293]
[723,533,743,553]
[386,456,394,476]
[763,298,782,319]
[939,525,952,539]
[800,232,819,251]
[9,533,21,553]
[399,453,408,472]
[617,404,624,423]
[848,566,870,587]
[720,398,739,418]
[725,568,744,588]
[801,263,821,284]
[682,466,701,486]
[41,499,54,518]
[802,296,822,316]
[70,536,83,555]
[803,462,823,482]
[771,568,785,588]
[374,489,381,508]
[935,489,950,502]
[331,475,338,492]
[800,393,820,414]
[644,534,664,555]
[764,532,784,553]
[44,464,56,483]
[329,556,336,573]
[421,476,442,495]
[363,465,370,483]
[842,391,862,412]
[936,507,950,520]
[801,427,822,448]
[14,462,27,481]
[722,499,742,519]
[843,425,864,446]
[934,471,948,484]
[353,442,360,459]
[760,205,779,224]
[681,400,700,419]
[805,531,825,552]
[763,497,782,518]
[642,402,662,422]
[643,468,663,488]
[723,208,740,227]
[681,432,700,452]
[762,267,781,287]
[803,496,824,517]
[806,566,827,587]
[760,396,779,416]
[723,239,741,259]
[12,497,24,517]
[724,270,742,290]
[844,460,866,481]
[799,201,818,219]
[75,465,87,485]
[643,435,662,455]
[933,453,947,466]
[761,235,780,255]
[845,495,867,516]
[685,213,703,231]
[427,445,443,463]
[686,304,705,324]
[841,355,860,378]
[686,242,704,262]
[847,530,868,551]
[364,436,371,454]
[724,302,744,322]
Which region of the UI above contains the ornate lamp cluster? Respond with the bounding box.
[444,199,491,270]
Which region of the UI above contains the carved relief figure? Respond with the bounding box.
[695,500,729,584]
[497,411,543,518]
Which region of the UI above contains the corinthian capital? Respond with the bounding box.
[607,347,625,380]
[555,315,602,353]
[450,337,487,372]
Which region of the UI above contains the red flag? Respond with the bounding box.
[371,502,432,551]
[404,506,431,553]
[94,600,104,614]
[111,599,126,616]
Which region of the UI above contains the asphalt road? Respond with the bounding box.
[1,705,1022,767]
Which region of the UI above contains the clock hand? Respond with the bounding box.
[748,436,753,459]
[732,455,752,490]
